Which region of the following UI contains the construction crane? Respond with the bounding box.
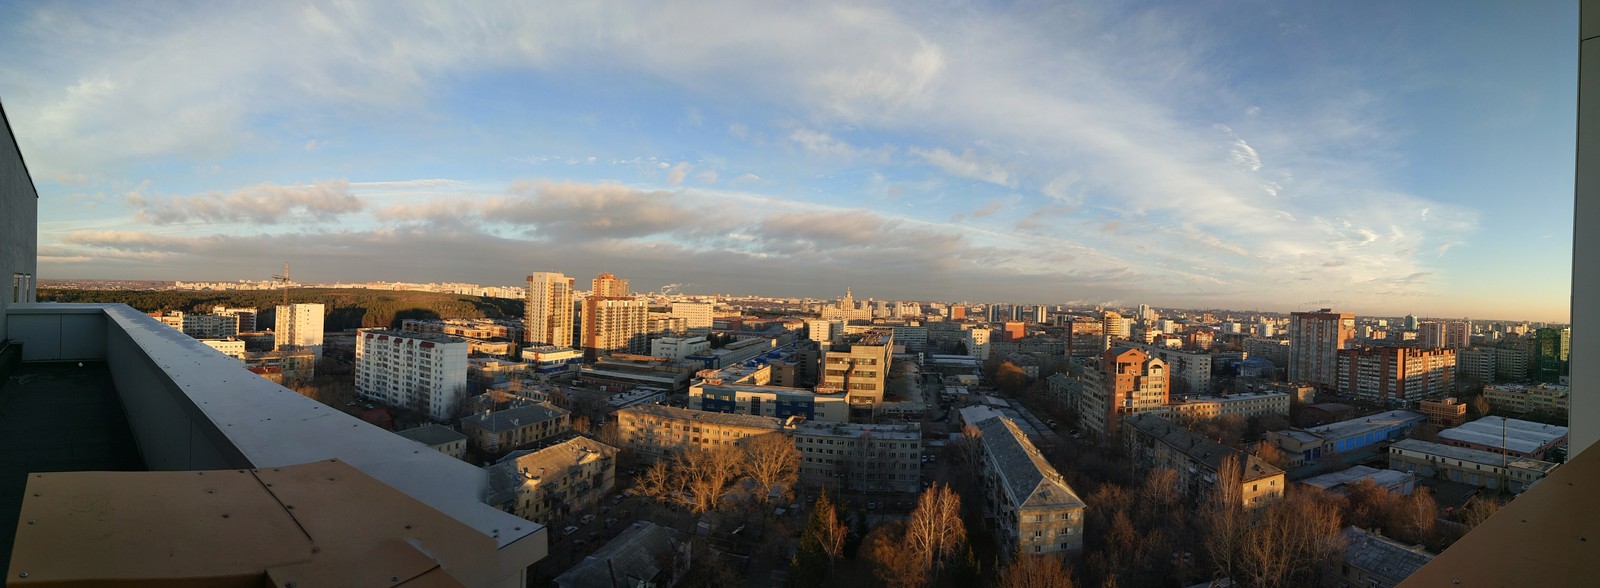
[272,262,291,308]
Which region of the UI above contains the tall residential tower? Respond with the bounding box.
[525,272,576,348]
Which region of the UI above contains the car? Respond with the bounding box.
[611,494,625,504]
[344,401,357,407]
[867,501,877,510]
[563,526,578,536]
[604,517,618,526]
[573,539,588,548]
[580,514,595,524]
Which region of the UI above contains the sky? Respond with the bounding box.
[0,1,1578,322]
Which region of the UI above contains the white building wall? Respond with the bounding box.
[356,329,470,421]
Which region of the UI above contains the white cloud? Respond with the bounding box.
[696,170,718,184]
[911,147,1015,188]
[666,162,692,185]
[127,179,364,225]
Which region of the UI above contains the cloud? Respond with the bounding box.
[127,179,364,225]
[350,179,464,189]
[666,162,692,184]
[910,147,1015,188]
[731,173,761,184]
[1216,124,1262,172]
[696,170,718,184]
[304,139,322,151]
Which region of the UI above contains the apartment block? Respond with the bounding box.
[1138,344,1213,394]
[1388,438,1557,493]
[1093,347,1169,438]
[1483,383,1570,418]
[1121,413,1286,507]
[485,437,617,526]
[691,382,849,423]
[1244,337,1290,367]
[1289,309,1356,388]
[794,421,921,493]
[975,416,1087,555]
[525,272,576,347]
[670,302,714,332]
[1457,346,1499,385]
[211,305,258,331]
[200,338,247,359]
[460,401,573,454]
[274,303,325,355]
[1164,390,1289,422]
[354,329,470,421]
[615,404,790,462]
[582,296,649,357]
[1335,347,1456,405]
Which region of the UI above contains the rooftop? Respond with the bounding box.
[975,416,1085,510]
[0,362,143,575]
[1389,438,1560,474]
[1124,414,1284,483]
[461,402,570,433]
[395,423,468,447]
[1300,465,1415,493]
[1435,416,1569,455]
[620,403,790,430]
[793,421,921,441]
[359,328,469,345]
[485,437,617,506]
[554,521,688,588]
[1307,410,1426,441]
[1342,526,1435,584]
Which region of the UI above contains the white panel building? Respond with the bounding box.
[275,303,325,355]
[670,302,714,333]
[356,329,470,421]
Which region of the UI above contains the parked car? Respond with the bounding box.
[563,526,578,536]
[580,514,595,524]
[604,517,618,527]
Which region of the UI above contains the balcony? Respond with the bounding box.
[3,303,545,585]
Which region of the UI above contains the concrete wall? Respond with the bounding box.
[0,104,40,343]
[1573,0,1600,457]
[5,303,548,581]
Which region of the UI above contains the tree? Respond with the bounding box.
[1253,441,1288,470]
[1470,394,1492,417]
[1459,496,1501,530]
[999,553,1075,588]
[681,444,744,513]
[1203,455,1247,582]
[863,521,925,588]
[789,494,848,587]
[904,483,967,579]
[636,459,679,502]
[959,423,986,467]
[743,432,800,503]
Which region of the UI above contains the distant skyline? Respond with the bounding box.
[0,1,1578,322]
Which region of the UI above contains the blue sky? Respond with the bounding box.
[0,1,1577,321]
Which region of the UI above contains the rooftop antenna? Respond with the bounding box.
[272,262,291,308]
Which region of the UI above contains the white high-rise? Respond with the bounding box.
[275,303,325,355]
[525,272,575,348]
[355,329,469,421]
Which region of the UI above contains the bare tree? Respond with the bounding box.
[743,432,800,503]
[636,459,679,502]
[1253,441,1288,470]
[999,553,1076,588]
[1469,394,1491,417]
[814,493,847,561]
[1239,489,1344,588]
[905,483,967,577]
[682,444,744,513]
[959,423,985,467]
[864,521,926,588]
[1203,454,1246,582]
[1459,495,1500,530]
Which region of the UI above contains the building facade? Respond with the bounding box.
[485,437,617,526]
[1095,347,1169,438]
[615,404,789,462]
[794,421,921,493]
[670,302,714,333]
[460,401,573,454]
[1164,390,1290,422]
[1335,347,1457,405]
[354,329,470,421]
[975,417,1087,556]
[274,303,325,355]
[1388,438,1557,493]
[1483,383,1570,417]
[581,296,649,357]
[1289,309,1356,388]
[1121,413,1286,507]
[819,331,894,414]
[525,272,576,347]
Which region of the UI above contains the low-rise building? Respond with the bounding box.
[484,436,617,526]
[199,338,247,360]
[1388,438,1557,493]
[650,336,711,360]
[1164,390,1289,422]
[520,345,584,375]
[615,404,791,462]
[794,421,921,493]
[395,423,468,460]
[1335,526,1435,588]
[975,417,1087,556]
[1482,383,1570,418]
[1299,465,1415,495]
[579,354,694,393]
[1435,416,1568,460]
[1418,397,1469,428]
[554,521,692,588]
[1264,410,1425,467]
[690,382,849,423]
[1121,413,1285,507]
[460,401,572,454]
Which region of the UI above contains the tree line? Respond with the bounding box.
[38,287,523,331]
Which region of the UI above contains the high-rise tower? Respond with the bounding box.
[525,272,576,347]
